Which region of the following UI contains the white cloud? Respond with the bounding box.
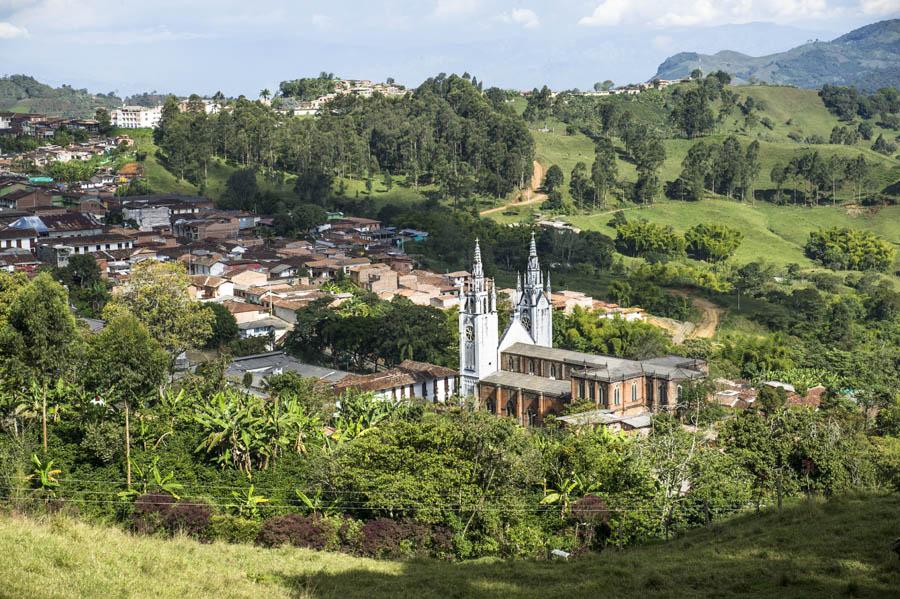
[652,34,673,50]
[433,0,478,19]
[579,0,838,27]
[499,8,540,28]
[311,14,332,29]
[0,21,28,38]
[860,0,900,14]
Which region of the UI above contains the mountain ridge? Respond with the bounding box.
[655,19,900,91]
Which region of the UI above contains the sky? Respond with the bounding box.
[1,0,898,97]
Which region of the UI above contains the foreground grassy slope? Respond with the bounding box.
[3,494,898,598]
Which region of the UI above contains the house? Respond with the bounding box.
[110,105,162,129]
[181,251,227,276]
[333,360,459,403]
[189,275,235,300]
[173,217,239,241]
[8,212,103,238]
[226,351,350,391]
[237,316,291,345]
[0,227,37,251]
[0,187,53,211]
[227,268,269,291]
[349,263,398,294]
[35,233,134,268]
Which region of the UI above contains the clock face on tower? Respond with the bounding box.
[465,324,474,342]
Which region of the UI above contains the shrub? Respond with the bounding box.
[165,502,211,538]
[131,492,176,535]
[207,514,262,544]
[357,518,438,559]
[131,493,210,539]
[256,513,334,550]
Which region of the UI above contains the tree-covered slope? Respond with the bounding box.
[0,74,122,118]
[655,19,900,91]
[2,494,898,598]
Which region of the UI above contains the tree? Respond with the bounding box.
[590,137,618,208]
[805,228,895,272]
[670,87,715,137]
[684,223,743,263]
[106,261,213,366]
[259,88,271,101]
[55,254,109,317]
[204,303,240,349]
[569,162,592,208]
[678,142,713,201]
[594,80,614,92]
[83,311,168,399]
[95,107,112,135]
[543,164,564,193]
[0,273,77,384]
[220,168,258,211]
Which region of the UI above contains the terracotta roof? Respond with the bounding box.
[334,360,457,394]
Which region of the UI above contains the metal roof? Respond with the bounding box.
[479,370,572,397]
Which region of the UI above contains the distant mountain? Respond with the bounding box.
[655,19,900,91]
[0,75,122,118]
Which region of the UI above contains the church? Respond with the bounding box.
[458,235,707,426]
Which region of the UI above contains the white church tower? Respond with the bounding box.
[458,239,499,397]
[515,233,553,347]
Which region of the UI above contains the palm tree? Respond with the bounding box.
[259,88,271,102]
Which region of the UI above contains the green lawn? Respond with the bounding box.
[2,493,898,598]
[566,199,900,269]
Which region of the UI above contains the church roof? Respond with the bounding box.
[502,342,705,382]
[480,370,572,397]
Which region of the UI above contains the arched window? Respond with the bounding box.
[589,382,595,401]
[486,398,496,413]
[528,360,535,375]
[677,384,683,401]
[527,409,537,427]
[508,356,514,370]
[578,379,585,399]
[598,385,605,406]
[550,364,557,379]
[614,386,621,406]
[631,382,637,403]
[505,399,515,417]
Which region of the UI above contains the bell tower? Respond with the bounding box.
[515,232,553,347]
[459,239,499,397]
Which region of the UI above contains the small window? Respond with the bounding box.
[528,360,535,375]
[631,382,637,403]
[508,356,514,370]
[550,364,557,378]
[614,387,621,406]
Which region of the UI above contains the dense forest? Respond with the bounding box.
[152,74,534,207]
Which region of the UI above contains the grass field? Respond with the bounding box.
[2,493,898,598]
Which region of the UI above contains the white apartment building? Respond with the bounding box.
[111,106,163,129]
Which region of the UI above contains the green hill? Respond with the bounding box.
[2,494,898,598]
[0,75,122,118]
[655,19,900,91]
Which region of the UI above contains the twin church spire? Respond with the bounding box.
[459,232,553,396]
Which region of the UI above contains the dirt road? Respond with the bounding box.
[480,161,547,216]
[646,295,724,344]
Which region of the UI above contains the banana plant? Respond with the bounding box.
[230,484,270,519]
[28,454,61,496]
[540,472,601,518]
[295,488,340,517]
[116,456,184,501]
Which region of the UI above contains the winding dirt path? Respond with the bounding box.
[480,161,547,216]
[647,295,725,344]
